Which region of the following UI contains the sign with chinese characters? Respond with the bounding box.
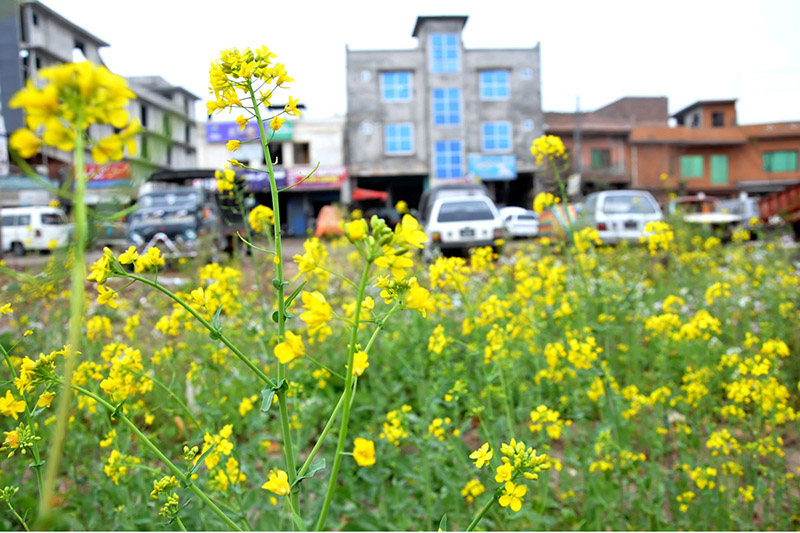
[205,121,293,143]
[467,154,517,181]
[85,163,131,188]
[286,165,347,190]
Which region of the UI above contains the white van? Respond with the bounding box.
[1,206,72,256]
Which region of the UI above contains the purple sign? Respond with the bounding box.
[243,168,286,191]
[206,121,293,143]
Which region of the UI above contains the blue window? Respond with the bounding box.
[433,88,461,126]
[380,71,412,102]
[480,70,510,100]
[430,34,459,73]
[482,122,512,152]
[384,124,413,154]
[434,141,463,178]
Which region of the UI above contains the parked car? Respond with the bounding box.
[1,205,72,256]
[581,190,663,244]
[422,195,504,259]
[418,182,490,225]
[128,188,223,259]
[500,207,539,238]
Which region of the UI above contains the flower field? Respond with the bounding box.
[1,45,799,531]
[1,221,799,530]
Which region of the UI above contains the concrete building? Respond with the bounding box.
[345,15,544,209]
[198,111,346,235]
[0,1,200,208]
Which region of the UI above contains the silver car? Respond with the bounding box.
[580,190,663,244]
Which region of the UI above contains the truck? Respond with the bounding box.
[759,182,800,237]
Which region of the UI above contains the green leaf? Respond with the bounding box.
[292,458,326,488]
[28,460,45,470]
[109,399,127,421]
[211,304,224,333]
[260,379,288,414]
[187,443,215,477]
[284,281,307,309]
[272,278,288,290]
[438,514,448,532]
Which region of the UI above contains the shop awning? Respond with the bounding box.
[352,188,388,201]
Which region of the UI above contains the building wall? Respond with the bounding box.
[346,49,428,177]
[345,15,543,208]
[633,135,800,198]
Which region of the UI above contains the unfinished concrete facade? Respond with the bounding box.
[345,15,543,208]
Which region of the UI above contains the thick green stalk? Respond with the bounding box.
[247,83,298,512]
[39,119,87,521]
[314,260,372,531]
[69,383,242,531]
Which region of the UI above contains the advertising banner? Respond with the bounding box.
[206,121,293,143]
[286,165,347,190]
[467,154,517,181]
[85,163,132,189]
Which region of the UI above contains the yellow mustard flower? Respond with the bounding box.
[469,442,493,469]
[274,331,305,364]
[353,437,376,466]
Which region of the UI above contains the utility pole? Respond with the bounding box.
[574,96,582,173]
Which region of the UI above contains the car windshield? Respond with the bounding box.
[437,201,495,222]
[139,191,201,208]
[603,194,656,214]
[518,214,537,221]
[41,213,67,225]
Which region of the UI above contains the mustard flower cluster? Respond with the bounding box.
[9,61,139,160]
[530,134,567,166]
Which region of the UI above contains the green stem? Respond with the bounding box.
[39,116,87,523]
[175,516,187,532]
[7,501,30,531]
[296,393,346,480]
[497,362,516,437]
[466,493,498,531]
[69,383,243,531]
[0,344,44,498]
[133,370,200,429]
[247,82,299,513]
[304,356,345,382]
[286,496,307,531]
[314,260,373,531]
[123,273,275,388]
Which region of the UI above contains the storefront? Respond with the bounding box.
[285,165,347,236]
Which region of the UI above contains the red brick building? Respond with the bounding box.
[630,100,800,201]
[544,97,669,193]
[545,98,800,203]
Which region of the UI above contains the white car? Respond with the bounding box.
[580,190,663,244]
[500,207,539,238]
[423,195,505,258]
[1,205,72,255]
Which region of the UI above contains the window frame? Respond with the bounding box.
[591,149,612,169]
[434,140,463,179]
[481,121,512,152]
[480,70,510,100]
[710,154,729,184]
[430,34,460,73]
[380,71,412,102]
[762,150,798,173]
[384,123,414,155]
[432,88,461,126]
[680,155,704,178]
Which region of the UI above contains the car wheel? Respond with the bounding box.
[11,242,25,257]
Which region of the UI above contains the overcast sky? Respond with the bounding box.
[40,0,800,124]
